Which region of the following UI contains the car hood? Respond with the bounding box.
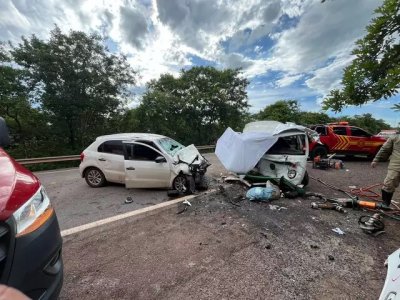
[0,148,40,220]
[173,144,204,164]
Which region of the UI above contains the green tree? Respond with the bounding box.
[255,100,301,123]
[135,67,249,145]
[298,112,333,126]
[340,113,391,134]
[10,26,135,149]
[323,0,400,111]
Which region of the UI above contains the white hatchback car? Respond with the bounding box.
[79,133,210,193]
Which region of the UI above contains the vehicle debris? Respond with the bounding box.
[379,248,400,300]
[216,121,313,186]
[269,204,287,211]
[332,227,345,235]
[124,196,133,204]
[183,200,192,206]
[246,181,280,201]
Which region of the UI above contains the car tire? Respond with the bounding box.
[301,171,309,186]
[173,174,195,195]
[85,167,106,188]
[310,145,328,159]
[197,175,210,190]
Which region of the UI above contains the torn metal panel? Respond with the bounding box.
[379,248,400,300]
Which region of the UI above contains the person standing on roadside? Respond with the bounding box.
[371,134,400,207]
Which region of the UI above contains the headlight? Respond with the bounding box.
[288,169,297,179]
[13,186,53,237]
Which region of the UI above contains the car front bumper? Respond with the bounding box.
[2,211,63,300]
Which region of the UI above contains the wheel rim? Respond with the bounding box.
[87,169,102,185]
[174,176,187,192]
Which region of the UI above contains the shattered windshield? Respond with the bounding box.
[158,138,185,156]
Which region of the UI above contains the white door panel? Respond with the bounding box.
[98,153,125,183]
[125,160,171,188]
[124,142,172,188]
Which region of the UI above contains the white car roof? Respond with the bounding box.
[95,133,167,142]
[243,121,306,135]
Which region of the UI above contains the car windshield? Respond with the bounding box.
[158,138,185,156]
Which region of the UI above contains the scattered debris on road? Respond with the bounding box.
[124,196,133,204]
[332,227,345,235]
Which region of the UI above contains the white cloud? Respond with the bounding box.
[276,73,303,87]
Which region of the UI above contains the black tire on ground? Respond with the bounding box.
[173,174,196,195]
[197,175,209,190]
[84,167,106,187]
[310,145,328,159]
[301,171,309,186]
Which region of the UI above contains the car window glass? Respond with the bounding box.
[333,127,347,136]
[98,140,124,155]
[315,126,327,136]
[267,135,305,155]
[131,144,160,161]
[351,127,370,137]
[135,140,160,151]
[158,138,185,156]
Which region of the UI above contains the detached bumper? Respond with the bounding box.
[3,212,63,300]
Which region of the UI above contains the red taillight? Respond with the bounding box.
[80,152,85,162]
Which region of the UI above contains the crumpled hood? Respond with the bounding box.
[174,144,204,164]
[0,148,40,220]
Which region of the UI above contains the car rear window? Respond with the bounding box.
[98,140,124,155]
[267,135,306,155]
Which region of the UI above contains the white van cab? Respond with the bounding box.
[79,133,210,193]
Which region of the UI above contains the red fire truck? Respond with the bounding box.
[309,122,387,159]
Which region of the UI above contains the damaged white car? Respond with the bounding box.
[79,133,210,193]
[216,121,310,186]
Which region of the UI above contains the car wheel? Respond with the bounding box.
[301,171,309,186]
[85,167,106,188]
[310,145,328,159]
[173,174,195,194]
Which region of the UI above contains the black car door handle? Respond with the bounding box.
[126,167,135,170]
[98,158,106,161]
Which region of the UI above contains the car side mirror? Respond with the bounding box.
[155,156,167,163]
[0,117,10,148]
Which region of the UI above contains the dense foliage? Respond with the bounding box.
[323,0,400,111]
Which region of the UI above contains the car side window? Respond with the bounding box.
[351,127,371,137]
[333,127,347,136]
[130,144,160,161]
[98,140,124,155]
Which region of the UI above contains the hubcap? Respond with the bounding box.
[87,169,102,185]
[174,176,187,192]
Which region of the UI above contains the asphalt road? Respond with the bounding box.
[60,158,400,300]
[35,153,225,230]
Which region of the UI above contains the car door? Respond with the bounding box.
[96,140,125,183]
[123,142,172,188]
[331,126,349,152]
[349,127,372,153]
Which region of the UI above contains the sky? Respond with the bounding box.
[0,0,399,125]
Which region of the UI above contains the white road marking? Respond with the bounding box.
[35,168,79,175]
[61,190,216,237]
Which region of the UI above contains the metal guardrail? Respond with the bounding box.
[15,145,216,165]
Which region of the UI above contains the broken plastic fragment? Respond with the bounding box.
[183,200,192,206]
[332,227,345,235]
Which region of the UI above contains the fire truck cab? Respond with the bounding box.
[309,122,387,159]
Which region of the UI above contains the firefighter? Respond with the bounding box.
[371,135,400,207]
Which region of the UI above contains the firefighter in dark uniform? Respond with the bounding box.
[371,134,400,207]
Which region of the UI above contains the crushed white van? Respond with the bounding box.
[215,121,310,185]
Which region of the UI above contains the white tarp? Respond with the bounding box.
[215,127,278,174]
